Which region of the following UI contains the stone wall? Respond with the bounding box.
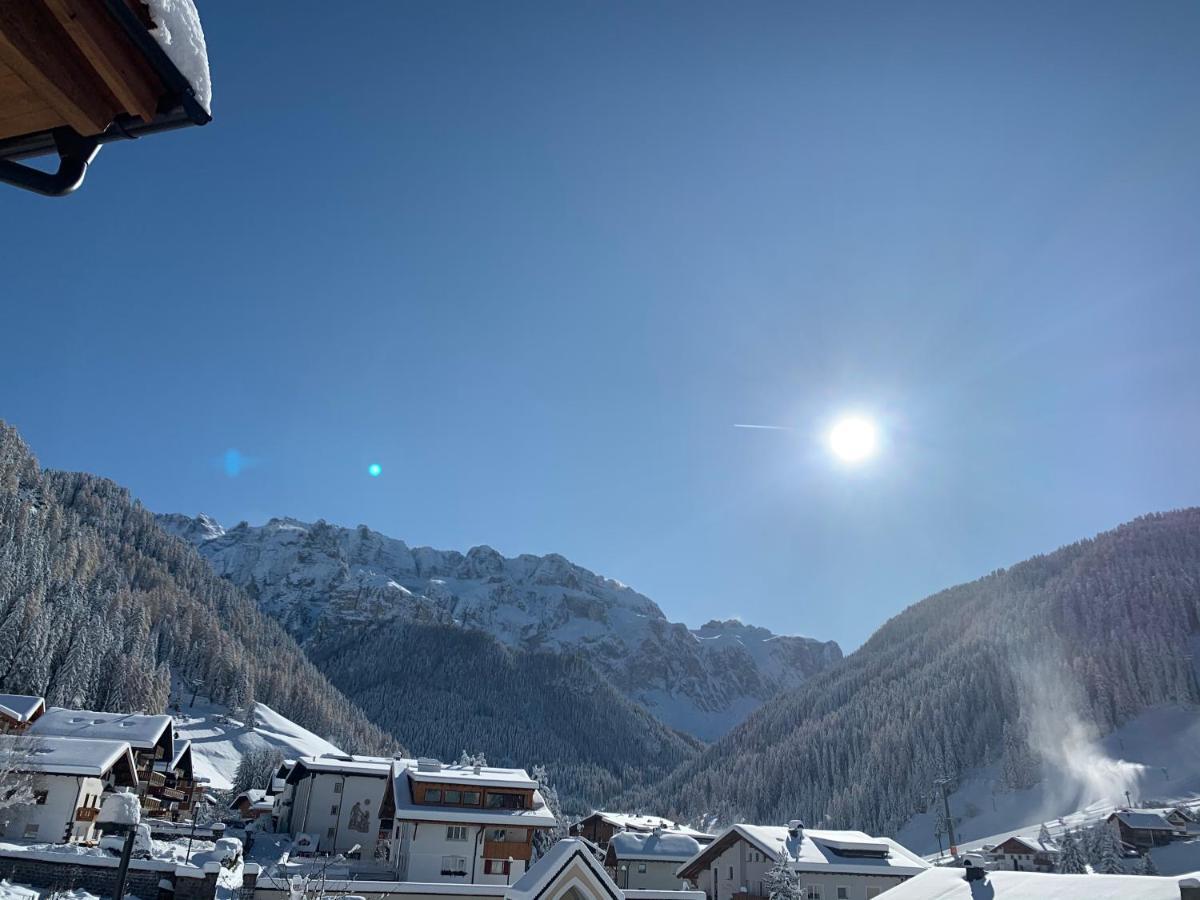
[0,850,220,900]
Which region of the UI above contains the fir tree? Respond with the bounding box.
[1096,824,1125,875]
[764,846,800,900]
[1137,851,1158,876]
[1055,830,1087,874]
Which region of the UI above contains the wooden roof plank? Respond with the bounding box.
[0,1,120,136]
[42,0,162,124]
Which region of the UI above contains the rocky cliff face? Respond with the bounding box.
[158,513,841,738]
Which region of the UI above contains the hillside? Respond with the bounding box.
[633,511,1200,835]
[159,513,841,738]
[0,421,394,757]
[305,620,700,813]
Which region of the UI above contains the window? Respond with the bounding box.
[334,782,343,794]
[637,863,647,874]
[805,888,822,900]
[866,890,882,899]
[326,827,335,839]
[487,828,508,842]
[23,824,38,839]
[447,826,468,842]
[330,805,339,816]
[441,855,467,876]
[425,788,442,803]
[484,859,512,876]
[445,789,461,804]
[33,790,48,806]
[837,889,849,900]
[728,866,734,880]
[485,792,524,810]
[463,790,481,805]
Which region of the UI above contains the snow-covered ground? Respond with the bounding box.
[172,695,344,791]
[896,704,1200,874]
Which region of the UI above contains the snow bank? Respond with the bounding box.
[0,881,38,900]
[141,0,212,113]
[173,698,344,792]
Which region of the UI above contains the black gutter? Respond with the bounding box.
[0,127,101,196]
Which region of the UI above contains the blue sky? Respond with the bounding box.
[4,1,1200,650]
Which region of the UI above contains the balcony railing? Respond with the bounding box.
[75,807,100,822]
[483,839,532,861]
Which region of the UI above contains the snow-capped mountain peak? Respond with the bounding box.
[159,513,841,739]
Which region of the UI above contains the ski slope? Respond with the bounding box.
[897,704,1200,866]
[173,697,345,791]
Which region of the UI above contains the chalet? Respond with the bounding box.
[0,695,45,733]
[28,707,175,816]
[572,811,715,848]
[506,839,631,900]
[278,754,393,860]
[378,757,559,885]
[676,821,929,900]
[882,864,1200,899]
[987,835,1058,872]
[152,738,200,821]
[229,788,274,822]
[1107,810,1179,849]
[0,735,137,844]
[606,828,701,890]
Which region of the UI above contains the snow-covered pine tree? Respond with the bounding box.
[1096,823,1125,874]
[1055,830,1087,874]
[1037,823,1052,849]
[764,845,800,900]
[1137,851,1158,876]
[231,747,284,796]
[0,737,37,820]
[530,765,567,859]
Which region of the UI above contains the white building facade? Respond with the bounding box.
[0,735,138,844]
[677,823,929,900]
[279,755,393,860]
[379,758,558,886]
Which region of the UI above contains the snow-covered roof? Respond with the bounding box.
[142,0,212,113]
[992,835,1057,854]
[0,735,137,782]
[154,740,192,774]
[30,708,172,754]
[607,831,701,862]
[229,789,267,809]
[882,866,1199,899]
[1112,810,1177,831]
[506,839,621,900]
[579,812,714,841]
[0,694,44,724]
[287,754,393,780]
[386,761,558,828]
[678,825,929,879]
[404,760,538,790]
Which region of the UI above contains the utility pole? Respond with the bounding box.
[936,778,958,860]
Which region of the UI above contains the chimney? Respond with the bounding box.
[963,861,986,883]
[1180,877,1200,900]
[474,763,481,775]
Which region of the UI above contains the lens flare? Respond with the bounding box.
[368,463,382,477]
[828,416,878,464]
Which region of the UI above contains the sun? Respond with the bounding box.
[828,415,878,464]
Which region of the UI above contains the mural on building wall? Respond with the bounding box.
[348,798,372,833]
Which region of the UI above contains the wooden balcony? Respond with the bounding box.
[75,806,100,822]
[483,839,532,861]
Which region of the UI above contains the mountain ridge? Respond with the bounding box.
[158,512,842,739]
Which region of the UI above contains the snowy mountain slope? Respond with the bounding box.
[174,695,345,791]
[158,514,841,738]
[897,703,1200,860]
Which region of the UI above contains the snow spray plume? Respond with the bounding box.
[1015,656,1146,812]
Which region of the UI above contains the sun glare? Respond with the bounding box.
[828,415,878,464]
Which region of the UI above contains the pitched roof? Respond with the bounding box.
[0,734,137,782]
[677,824,928,879]
[286,754,393,780]
[0,694,44,724]
[1112,810,1177,831]
[883,866,1200,899]
[29,707,172,753]
[607,830,702,862]
[578,812,715,841]
[506,839,621,900]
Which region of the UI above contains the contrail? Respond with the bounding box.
[732,423,796,431]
